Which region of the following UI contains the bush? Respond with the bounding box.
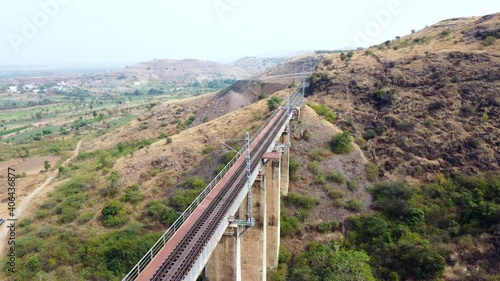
[121,185,144,203]
[289,158,300,175]
[363,129,378,140]
[330,131,353,154]
[146,200,167,219]
[439,29,451,37]
[303,130,312,141]
[365,162,380,182]
[327,171,346,183]
[370,181,413,220]
[309,102,336,123]
[202,145,215,154]
[318,221,341,233]
[268,97,282,111]
[347,180,360,191]
[347,199,363,211]
[326,188,345,199]
[308,161,321,176]
[284,192,319,210]
[281,214,302,237]
[78,211,93,224]
[397,120,414,131]
[224,151,237,163]
[371,90,394,107]
[102,200,127,227]
[309,150,326,161]
[483,36,496,46]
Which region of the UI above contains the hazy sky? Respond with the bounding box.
[0,0,499,67]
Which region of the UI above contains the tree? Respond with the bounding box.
[35,112,42,119]
[44,160,51,171]
[92,111,98,118]
[267,97,282,111]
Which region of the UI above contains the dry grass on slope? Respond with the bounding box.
[83,93,217,151]
[113,88,295,201]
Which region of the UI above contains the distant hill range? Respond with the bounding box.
[116,56,295,84]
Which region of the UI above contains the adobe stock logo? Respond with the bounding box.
[213,0,245,21]
[8,0,73,53]
[351,0,403,47]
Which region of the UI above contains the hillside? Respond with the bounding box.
[119,59,251,84]
[3,13,499,281]
[230,56,288,75]
[310,13,500,181]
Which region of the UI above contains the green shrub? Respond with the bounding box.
[363,129,378,140]
[78,211,93,225]
[281,214,302,237]
[347,199,363,211]
[268,97,283,111]
[102,200,127,227]
[439,29,451,37]
[171,189,200,211]
[289,158,300,175]
[308,161,321,175]
[121,185,144,203]
[371,90,394,107]
[370,181,413,219]
[315,174,325,184]
[202,145,215,154]
[284,192,319,210]
[327,171,346,183]
[330,131,353,154]
[397,120,414,131]
[224,151,237,163]
[483,36,496,46]
[347,180,360,191]
[149,168,162,177]
[318,221,341,233]
[365,162,380,182]
[303,130,312,141]
[215,164,226,175]
[163,209,179,227]
[326,188,345,199]
[309,150,326,161]
[59,207,78,223]
[308,102,336,123]
[146,200,167,219]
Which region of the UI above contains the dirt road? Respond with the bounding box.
[0,139,84,256]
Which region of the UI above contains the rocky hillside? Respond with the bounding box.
[310,13,500,182]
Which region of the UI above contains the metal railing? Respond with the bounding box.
[122,83,307,281]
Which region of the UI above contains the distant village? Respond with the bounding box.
[7,81,75,94]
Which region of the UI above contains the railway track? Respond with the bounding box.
[149,92,304,281]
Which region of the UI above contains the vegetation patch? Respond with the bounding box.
[308,102,336,123]
[330,131,353,154]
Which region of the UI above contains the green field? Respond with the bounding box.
[6,126,62,142]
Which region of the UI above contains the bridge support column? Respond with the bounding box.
[204,229,237,281]
[265,159,281,270]
[280,143,290,196]
[240,177,267,281]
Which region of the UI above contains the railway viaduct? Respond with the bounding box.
[123,85,306,281]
